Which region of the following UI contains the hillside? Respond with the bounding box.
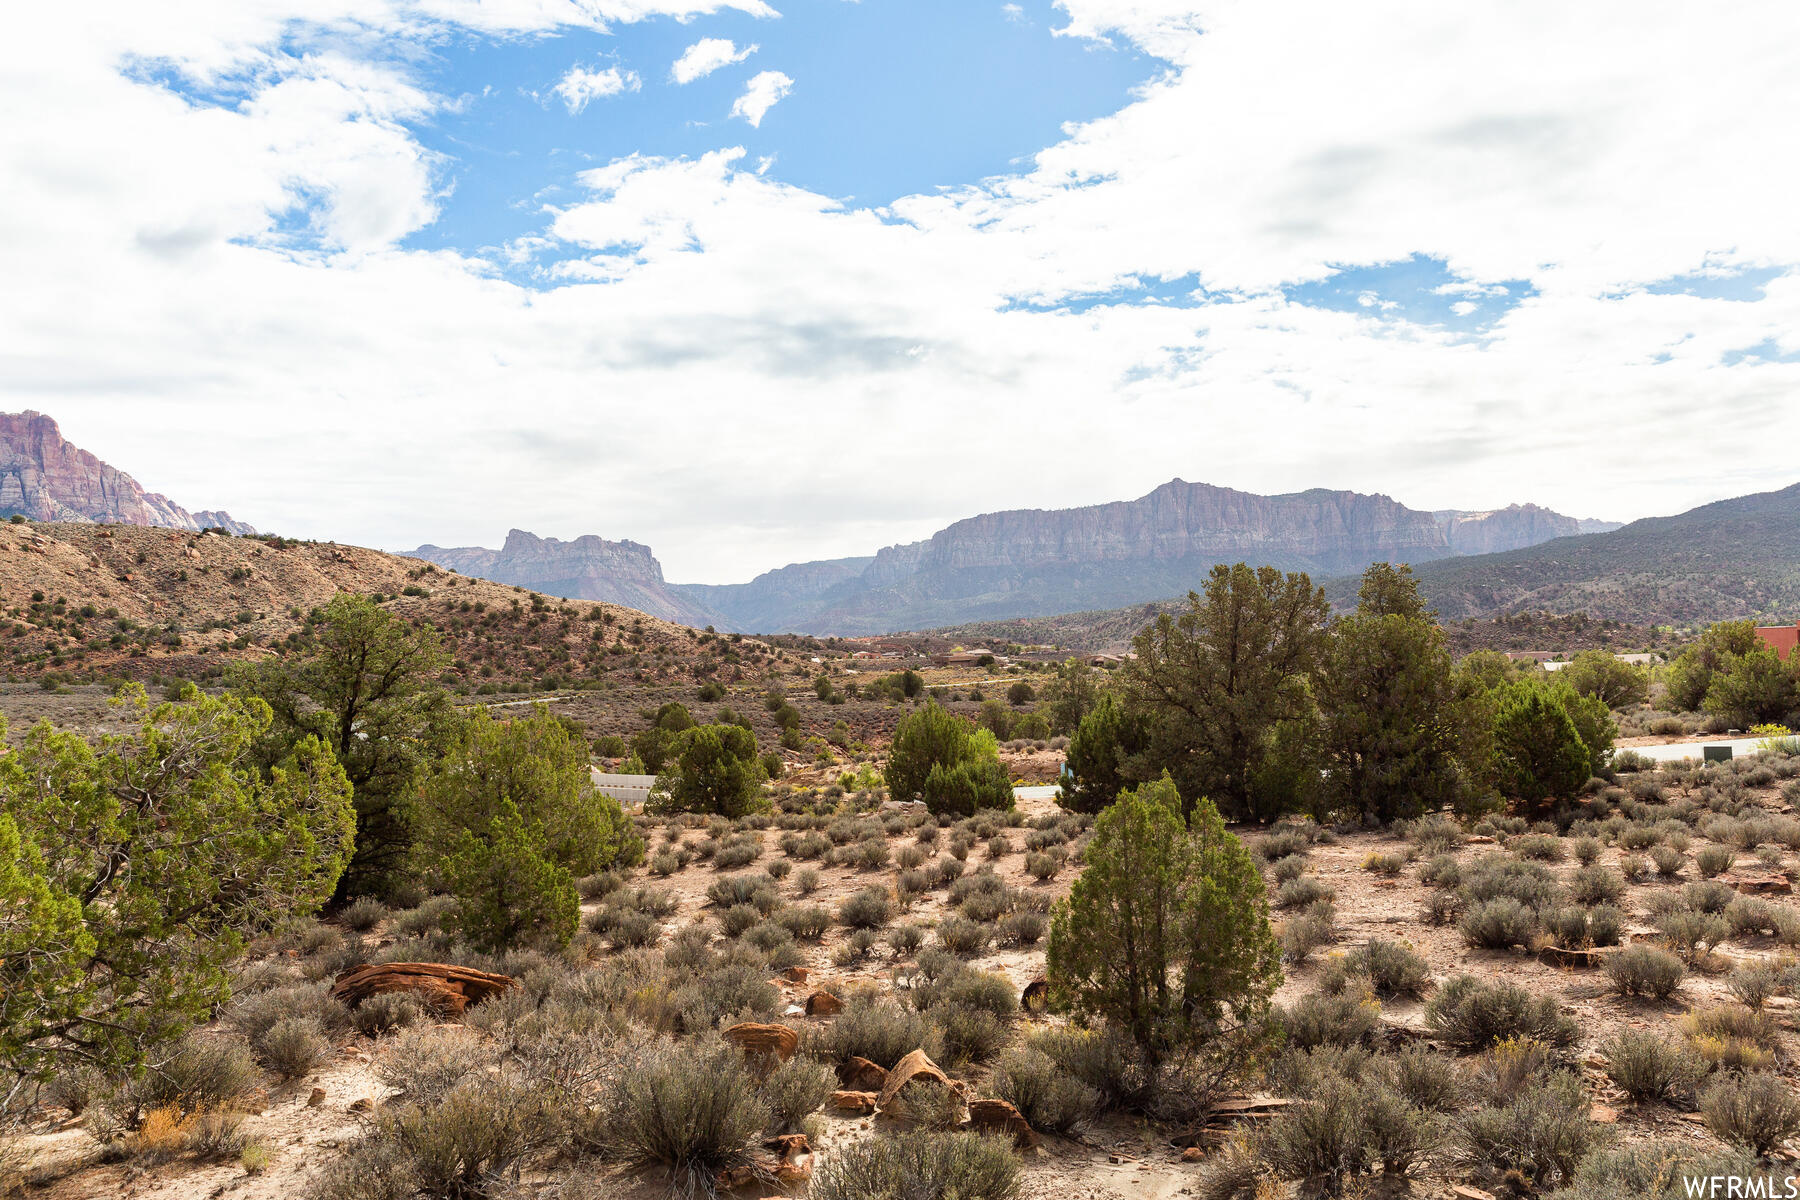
[0,522,770,691]
[0,410,251,533]
[1387,481,1800,624]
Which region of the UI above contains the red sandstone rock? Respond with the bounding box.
[330,962,515,1017]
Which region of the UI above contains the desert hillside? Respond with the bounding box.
[0,522,766,691]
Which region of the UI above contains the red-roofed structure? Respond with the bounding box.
[1755,625,1800,661]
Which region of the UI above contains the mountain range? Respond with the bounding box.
[404,480,1619,634]
[0,410,252,534]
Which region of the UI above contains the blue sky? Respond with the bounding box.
[408,1,1153,258]
[6,2,1800,581]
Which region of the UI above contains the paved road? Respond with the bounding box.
[1624,737,1769,763]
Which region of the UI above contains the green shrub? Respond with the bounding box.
[988,1046,1100,1135]
[1700,1072,1800,1155]
[1459,897,1538,950]
[652,724,771,817]
[809,1129,1021,1200]
[340,897,388,932]
[839,887,892,929]
[605,1038,770,1192]
[1424,975,1577,1051]
[758,1056,835,1134]
[810,998,934,1069]
[259,1017,327,1080]
[420,706,642,951]
[1274,876,1334,909]
[1568,865,1624,905]
[1454,1069,1600,1187]
[1696,844,1735,877]
[887,703,1014,816]
[1048,776,1279,1070]
[1600,1029,1695,1102]
[1031,1026,1154,1112]
[1279,990,1382,1050]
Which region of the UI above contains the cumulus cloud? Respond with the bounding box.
[671,37,756,85]
[552,63,640,112]
[3,0,1800,583]
[729,70,792,127]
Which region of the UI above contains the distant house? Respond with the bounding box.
[1757,625,1800,661]
[1088,653,1123,668]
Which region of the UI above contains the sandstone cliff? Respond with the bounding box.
[679,481,1608,634]
[0,411,252,533]
[1434,504,1619,556]
[404,529,722,629]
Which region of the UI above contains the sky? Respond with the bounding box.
[3,1,1798,584]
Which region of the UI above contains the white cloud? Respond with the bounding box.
[552,63,641,113]
[729,70,792,127]
[671,37,756,85]
[3,1,1800,584]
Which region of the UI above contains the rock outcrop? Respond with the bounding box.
[0,411,252,533]
[676,481,1614,635]
[329,962,516,1016]
[403,529,720,628]
[1434,504,1618,556]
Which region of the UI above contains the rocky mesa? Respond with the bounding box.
[0,410,253,534]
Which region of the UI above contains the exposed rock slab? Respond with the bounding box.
[329,963,515,1017]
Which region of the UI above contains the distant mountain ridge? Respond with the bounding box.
[1385,481,1800,625]
[0,410,252,534]
[675,482,1617,634]
[927,483,1800,650]
[402,529,720,628]
[405,481,1616,634]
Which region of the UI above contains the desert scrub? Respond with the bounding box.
[1453,1068,1600,1188]
[809,996,935,1069]
[1510,833,1564,861]
[1600,1029,1697,1102]
[1274,876,1335,910]
[1459,896,1538,950]
[339,896,388,932]
[1278,991,1381,1050]
[838,887,892,929]
[1360,850,1407,876]
[1262,1072,1439,1189]
[758,1056,835,1134]
[987,1046,1100,1135]
[1700,1072,1800,1156]
[1424,975,1576,1051]
[1345,938,1430,997]
[605,1038,771,1192]
[1568,864,1624,905]
[1282,904,1337,964]
[809,1129,1021,1200]
[259,1017,328,1079]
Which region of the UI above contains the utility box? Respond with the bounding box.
[1702,745,1734,764]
